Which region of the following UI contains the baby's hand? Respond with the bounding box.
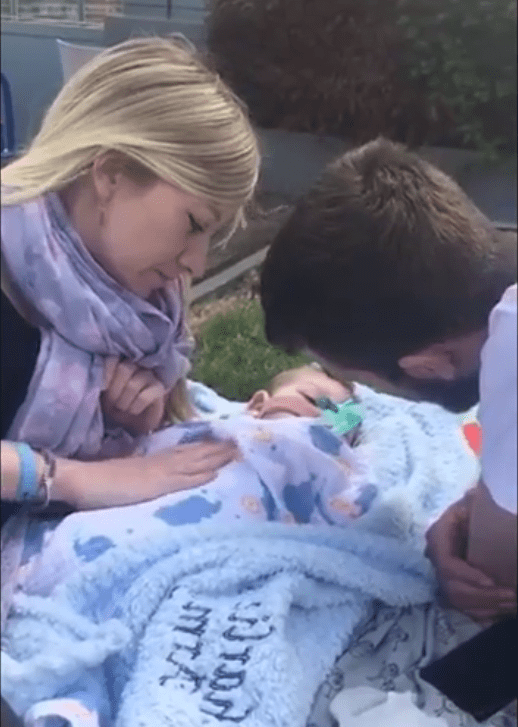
[101,356,168,435]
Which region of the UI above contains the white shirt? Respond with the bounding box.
[479,284,517,514]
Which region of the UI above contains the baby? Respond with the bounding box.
[141,364,370,521]
[16,366,375,596]
[247,365,358,431]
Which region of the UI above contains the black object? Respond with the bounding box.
[301,392,339,413]
[314,396,339,413]
[420,615,517,722]
[1,291,41,528]
[1,696,24,727]
[1,73,16,161]
[1,291,40,441]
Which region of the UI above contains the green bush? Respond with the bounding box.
[190,300,310,401]
[207,0,435,145]
[398,0,517,156]
[207,0,516,154]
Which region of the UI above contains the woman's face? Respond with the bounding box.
[72,166,234,299]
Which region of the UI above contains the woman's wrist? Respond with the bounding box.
[52,455,146,511]
[52,456,119,510]
[50,456,83,508]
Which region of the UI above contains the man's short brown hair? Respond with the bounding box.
[261,138,516,382]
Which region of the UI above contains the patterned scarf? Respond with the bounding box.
[1,191,193,459]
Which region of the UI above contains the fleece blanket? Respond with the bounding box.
[0,384,481,726]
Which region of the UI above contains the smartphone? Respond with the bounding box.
[1,697,24,727]
[419,615,517,723]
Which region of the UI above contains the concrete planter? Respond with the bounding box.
[257,128,517,225]
[458,158,517,225]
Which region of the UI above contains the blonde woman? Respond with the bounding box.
[1,36,259,522]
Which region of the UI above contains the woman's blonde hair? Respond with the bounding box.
[2,35,260,226]
[2,35,260,422]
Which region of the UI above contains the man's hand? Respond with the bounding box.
[425,491,517,623]
[101,356,168,435]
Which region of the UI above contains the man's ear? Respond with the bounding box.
[246,390,270,415]
[398,347,456,381]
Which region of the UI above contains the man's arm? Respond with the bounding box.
[426,285,517,621]
[469,284,517,591]
[425,491,516,622]
[426,489,516,622]
[467,479,517,591]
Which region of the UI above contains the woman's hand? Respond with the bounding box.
[59,439,240,510]
[101,356,168,435]
[425,491,517,623]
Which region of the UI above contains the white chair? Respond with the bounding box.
[56,39,103,83]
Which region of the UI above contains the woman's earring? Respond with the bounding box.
[99,208,105,227]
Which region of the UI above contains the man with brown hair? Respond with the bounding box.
[260,138,516,717]
[261,138,514,414]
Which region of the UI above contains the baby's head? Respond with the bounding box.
[247,365,354,420]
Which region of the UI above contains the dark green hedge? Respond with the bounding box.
[207,0,516,155]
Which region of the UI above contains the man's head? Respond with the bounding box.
[261,138,516,411]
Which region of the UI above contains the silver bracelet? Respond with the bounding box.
[33,449,57,509]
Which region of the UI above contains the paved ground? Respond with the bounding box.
[190,192,292,336]
[202,192,292,279]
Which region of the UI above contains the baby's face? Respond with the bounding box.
[248,369,353,420]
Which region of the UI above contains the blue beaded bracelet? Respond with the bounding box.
[13,442,40,503]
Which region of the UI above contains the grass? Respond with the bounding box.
[190,299,310,402]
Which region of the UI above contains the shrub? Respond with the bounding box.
[207,0,516,153]
[207,0,439,145]
[398,0,517,156]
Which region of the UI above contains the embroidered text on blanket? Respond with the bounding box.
[158,596,276,723]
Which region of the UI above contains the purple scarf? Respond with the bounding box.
[1,191,193,459]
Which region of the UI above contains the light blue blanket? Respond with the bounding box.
[3,523,436,726]
[1,383,480,726]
